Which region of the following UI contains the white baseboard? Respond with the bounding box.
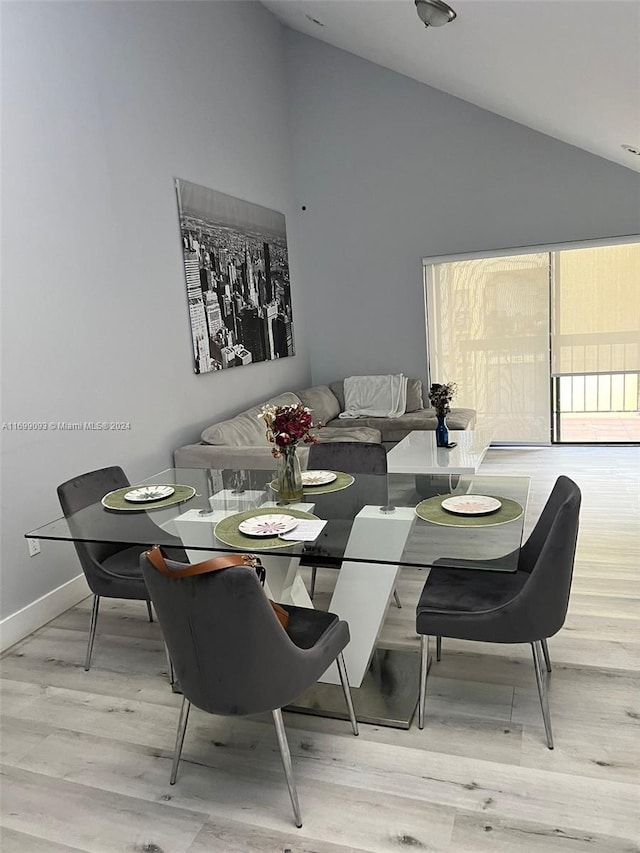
[0,574,91,653]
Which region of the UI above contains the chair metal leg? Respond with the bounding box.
[418,635,430,730]
[436,636,442,662]
[393,589,402,609]
[309,566,317,600]
[84,594,100,671]
[146,600,154,623]
[170,697,191,784]
[541,637,552,672]
[336,652,359,736]
[531,642,554,749]
[164,643,175,686]
[272,708,302,828]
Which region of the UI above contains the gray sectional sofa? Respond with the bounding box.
[174,378,476,470]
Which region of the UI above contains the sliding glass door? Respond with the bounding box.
[551,243,640,442]
[425,253,551,443]
[425,240,640,445]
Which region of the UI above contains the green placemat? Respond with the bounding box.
[101,485,196,512]
[415,494,523,527]
[269,471,355,496]
[214,506,319,550]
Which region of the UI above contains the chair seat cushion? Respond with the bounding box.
[101,545,188,599]
[104,544,188,576]
[103,546,149,579]
[416,566,528,640]
[282,604,340,650]
[418,566,527,615]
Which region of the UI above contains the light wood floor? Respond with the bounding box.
[2,447,639,852]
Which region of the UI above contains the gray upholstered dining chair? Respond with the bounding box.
[140,549,358,828]
[303,441,401,606]
[57,466,187,671]
[415,475,581,748]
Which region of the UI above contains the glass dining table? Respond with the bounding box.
[27,466,530,729]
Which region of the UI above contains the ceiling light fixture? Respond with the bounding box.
[621,144,640,156]
[415,0,457,28]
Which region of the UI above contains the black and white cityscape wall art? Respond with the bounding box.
[175,178,295,374]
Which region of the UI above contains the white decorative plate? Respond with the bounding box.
[441,494,502,515]
[123,485,175,503]
[302,470,338,486]
[238,514,299,537]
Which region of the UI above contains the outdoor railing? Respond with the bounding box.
[555,371,640,414]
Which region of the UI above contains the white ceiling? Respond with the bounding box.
[262,0,640,173]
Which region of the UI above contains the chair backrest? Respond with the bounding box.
[57,467,133,588]
[140,554,336,715]
[308,441,388,518]
[512,475,582,640]
[58,466,130,515]
[308,441,387,474]
[519,475,579,573]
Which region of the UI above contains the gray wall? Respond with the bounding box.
[284,32,640,386]
[0,2,310,621]
[3,6,639,628]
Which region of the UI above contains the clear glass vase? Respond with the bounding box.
[435,413,450,447]
[276,444,303,503]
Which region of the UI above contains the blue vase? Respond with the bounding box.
[435,413,449,447]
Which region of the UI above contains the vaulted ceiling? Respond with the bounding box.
[262,0,640,173]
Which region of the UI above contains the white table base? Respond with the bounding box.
[319,506,416,688]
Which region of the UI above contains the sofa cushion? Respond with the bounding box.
[201,392,302,446]
[328,380,346,411]
[313,425,381,444]
[406,379,424,413]
[296,385,341,426]
[326,411,436,442]
[442,408,477,430]
[324,407,476,443]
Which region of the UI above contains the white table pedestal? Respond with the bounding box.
[319,506,416,688]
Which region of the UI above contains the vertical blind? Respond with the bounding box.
[425,240,640,443]
[425,254,551,443]
[551,243,640,376]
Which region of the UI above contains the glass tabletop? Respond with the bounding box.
[27,467,531,571]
